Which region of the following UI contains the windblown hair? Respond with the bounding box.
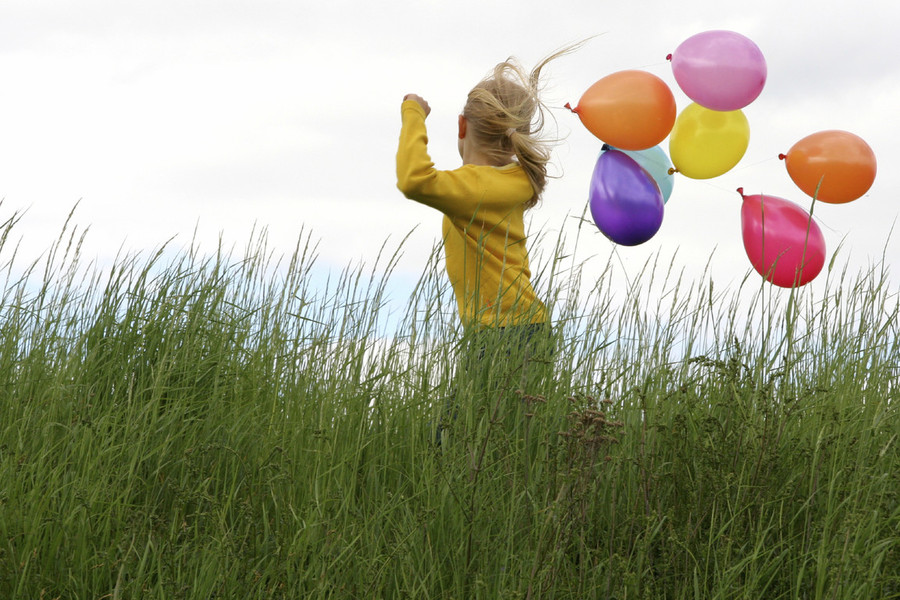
[463,46,578,209]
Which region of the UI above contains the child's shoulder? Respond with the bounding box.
[448,162,525,183]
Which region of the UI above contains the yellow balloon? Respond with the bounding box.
[669,103,750,179]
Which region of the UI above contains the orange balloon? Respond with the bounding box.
[570,70,676,151]
[782,130,876,204]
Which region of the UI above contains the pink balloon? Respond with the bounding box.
[740,191,825,288]
[670,30,767,111]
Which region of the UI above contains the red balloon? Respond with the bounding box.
[740,191,826,288]
[781,130,876,204]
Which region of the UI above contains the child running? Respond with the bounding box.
[396,52,569,338]
[396,51,573,443]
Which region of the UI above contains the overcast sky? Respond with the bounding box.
[1,0,897,308]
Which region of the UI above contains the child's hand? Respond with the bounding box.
[403,94,431,117]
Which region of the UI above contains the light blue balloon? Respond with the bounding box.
[602,144,675,203]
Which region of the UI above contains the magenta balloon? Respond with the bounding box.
[671,30,767,111]
[589,150,664,246]
[740,193,826,288]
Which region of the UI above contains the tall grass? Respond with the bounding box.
[0,208,897,599]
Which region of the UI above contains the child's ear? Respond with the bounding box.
[458,115,467,139]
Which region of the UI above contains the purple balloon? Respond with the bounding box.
[589,150,664,246]
[670,30,767,111]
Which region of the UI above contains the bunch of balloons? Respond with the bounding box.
[570,29,877,288]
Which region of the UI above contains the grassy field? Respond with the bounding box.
[1,210,898,599]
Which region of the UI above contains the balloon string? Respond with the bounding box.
[611,245,634,292]
[668,156,778,187]
[689,177,754,201]
[734,156,781,172]
[633,60,674,70]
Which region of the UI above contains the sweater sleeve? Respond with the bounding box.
[395,100,482,219]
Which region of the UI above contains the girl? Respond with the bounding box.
[396,52,567,335]
[396,53,570,441]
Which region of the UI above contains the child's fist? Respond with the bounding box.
[403,94,431,117]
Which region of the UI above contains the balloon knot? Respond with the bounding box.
[666,53,672,61]
[736,187,745,197]
[564,102,575,113]
[778,153,787,160]
[667,168,676,175]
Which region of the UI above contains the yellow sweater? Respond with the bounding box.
[396,100,548,328]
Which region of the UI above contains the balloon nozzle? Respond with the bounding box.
[736,187,745,197]
[667,168,677,175]
[666,53,673,61]
[778,153,787,160]
[564,102,575,113]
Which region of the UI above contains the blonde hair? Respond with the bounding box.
[463,46,578,209]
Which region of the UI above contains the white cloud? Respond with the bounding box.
[0,0,897,306]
